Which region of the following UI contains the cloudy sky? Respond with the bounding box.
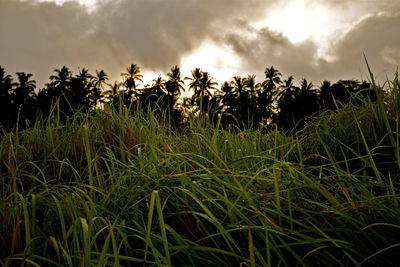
[1,0,399,87]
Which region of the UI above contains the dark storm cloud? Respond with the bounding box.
[218,19,325,81]
[0,0,114,84]
[219,9,400,83]
[0,0,270,85]
[328,12,400,80]
[92,0,270,71]
[0,0,399,86]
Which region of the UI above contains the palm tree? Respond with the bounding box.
[245,75,257,97]
[199,72,218,98]
[219,81,235,112]
[277,76,296,106]
[103,82,121,99]
[319,80,332,109]
[68,68,95,110]
[185,69,217,114]
[166,65,184,97]
[0,67,15,100]
[300,78,313,91]
[76,68,94,82]
[282,76,294,90]
[276,78,319,130]
[0,66,15,96]
[198,71,218,114]
[49,66,72,93]
[257,66,283,123]
[231,76,246,97]
[46,66,73,116]
[231,75,258,128]
[121,64,143,100]
[0,66,16,126]
[244,75,260,127]
[152,75,166,94]
[101,81,122,106]
[15,72,36,106]
[93,70,108,90]
[13,72,37,124]
[220,81,234,95]
[185,68,203,98]
[262,66,282,91]
[91,70,108,106]
[298,78,319,121]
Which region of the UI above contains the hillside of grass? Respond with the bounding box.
[1,75,399,266]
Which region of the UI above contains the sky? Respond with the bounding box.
[1,0,400,87]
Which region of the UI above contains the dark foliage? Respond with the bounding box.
[0,64,378,131]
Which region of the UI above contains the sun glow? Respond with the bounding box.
[254,0,333,43]
[138,42,241,94]
[180,42,241,84]
[36,0,98,10]
[252,0,344,60]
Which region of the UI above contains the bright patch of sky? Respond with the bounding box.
[180,42,241,85]
[139,41,240,93]
[252,0,359,59]
[15,0,397,86]
[33,0,353,78]
[36,0,98,11]
[254,1,329,43]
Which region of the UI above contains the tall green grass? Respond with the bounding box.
[0,74,399,266]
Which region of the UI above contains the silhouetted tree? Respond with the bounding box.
[246,75,258,97]
[185,68,203,101]
[37,66,72,118]
[0,66,16,127]
[101,81,123,110]
[49,66,72,96]
[152,76,166,95]
[217,81,235,126]
[14,72,36,105]
[244,75,259,127]
[185,68,203,113]
[122,64,143,102]
[185,69,218,116]
[102,81,120,101]
[0,63,380,132]
[276,78,319,130]
[68,68,93,111]
[319,80,373,110]
[198,71,218,114]
[13,72,37,125]
[232,76,246,97]
[166,65,184,98]
[140,75,167,111]
[199,72,217,98]
[92,70,108,106]
[230,76,250,127]
[219,81,235,112]
[262,66,282,91]
[165,66,185,117]
[257,66,283,124]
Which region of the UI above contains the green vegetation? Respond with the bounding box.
[0,68,399,266]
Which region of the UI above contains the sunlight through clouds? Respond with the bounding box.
[2,0,400,86]
[36,0,98,5]
[252,0,347,59]
[180,42,241,84]
[36,0,98,10]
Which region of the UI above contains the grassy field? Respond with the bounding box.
[1,75,400,266]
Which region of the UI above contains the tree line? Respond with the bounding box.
[0,64,377,131]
